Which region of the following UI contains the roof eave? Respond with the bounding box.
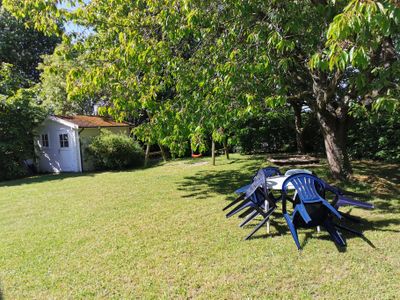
[48,116,80,129]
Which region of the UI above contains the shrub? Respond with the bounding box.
[0,88,46,181]
[234,109,297,154]
[86,129,144,170]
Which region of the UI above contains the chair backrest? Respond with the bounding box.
[284,169,312,176]
[245,174,265,199]
[244,178,267,204]
[261,167,281,178]
[282,173,325,203]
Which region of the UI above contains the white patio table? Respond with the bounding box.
[262,175,293,233]
[265,175,292,190]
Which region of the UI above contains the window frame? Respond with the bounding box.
[41,133,49,148]
[59,133,69,148]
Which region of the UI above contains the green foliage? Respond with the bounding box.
[0,88,46,180]
[348,110,400,162]
[86,129,144,170]
[5,0,400,177]
[38,43,99,115]
[235,110,296,154]
[0,62,25,96]
[0,5,60,81]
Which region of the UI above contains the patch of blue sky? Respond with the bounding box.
[57,1,93,37]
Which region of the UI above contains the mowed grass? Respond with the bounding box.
[0,154,399,299]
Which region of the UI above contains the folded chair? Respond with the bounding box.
[223,166,281,212]
[225,171,279,240]
[282,173,349,250]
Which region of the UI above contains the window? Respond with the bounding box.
[59,134,69,148]
[41,134,49,148]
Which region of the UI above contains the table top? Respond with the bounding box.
[265,175,293,190]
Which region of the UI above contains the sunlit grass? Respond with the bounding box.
[0,154,399,298]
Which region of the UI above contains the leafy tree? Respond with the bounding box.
[0,65,46,180]
[0,4,60,82]
[5,0,399,179]
[38,43,103,115]
[0,2,59,180]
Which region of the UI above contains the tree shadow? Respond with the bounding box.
[176,156,267,199]
[0,160,166,188]
[177,160,399,212]
[177,159,399,251]
[0,172,96,188]
[239,216,379,252]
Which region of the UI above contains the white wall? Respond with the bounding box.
[35,119,81,173]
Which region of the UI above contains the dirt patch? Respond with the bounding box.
[352,174,399,196]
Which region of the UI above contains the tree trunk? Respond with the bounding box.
[317,113,351,180]
[211,139,216,166]
[292,102,305,154]
[223,139,229,160]
[144,143,151,167]
[312,72,352,180]
[158,144,167,162]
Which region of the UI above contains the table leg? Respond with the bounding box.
[265,200,270,234]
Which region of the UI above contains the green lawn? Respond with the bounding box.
[0,154,399,299]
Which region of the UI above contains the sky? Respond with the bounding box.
[58,1,91,35]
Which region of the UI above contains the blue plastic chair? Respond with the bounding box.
[224,167,281,240]
[324,183,374,210]
[282,174,345,250]
[223,166,281,212]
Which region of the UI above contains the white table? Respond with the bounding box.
[265,175,293,190]
[263,175,293,233]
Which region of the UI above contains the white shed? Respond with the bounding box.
[35,115,131,173]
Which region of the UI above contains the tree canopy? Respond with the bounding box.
[0,4,60,82]
[4,0,399,179]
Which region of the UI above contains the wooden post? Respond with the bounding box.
[212,139,216,166]
[158,144,167,162]
[144,144,150,167]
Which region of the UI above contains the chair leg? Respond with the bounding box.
[238,207,255,218]
[284,214,301,250]
[222,194,245,211]
[239,210,259,227]
[323,219,346,247]
[226,200,251,218]
[244,207,275,240]
[334,223,364,236]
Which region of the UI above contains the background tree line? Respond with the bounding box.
[1,0,399,181]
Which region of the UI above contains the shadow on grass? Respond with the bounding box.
[177,158,399,251]
[177,158,399,209]
[0,172,96,188]
[176,156,267,199]
[0,158,166,188]
[242,216,381,251]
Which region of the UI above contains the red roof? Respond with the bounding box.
[56,115,130,128]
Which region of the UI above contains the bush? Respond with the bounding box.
[234,109,297,154]
[86,130,144,170]
[0,88,46,181]
[348,110,400,162]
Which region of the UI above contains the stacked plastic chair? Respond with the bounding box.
[281,173,370,250]
[223,167,281,240]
